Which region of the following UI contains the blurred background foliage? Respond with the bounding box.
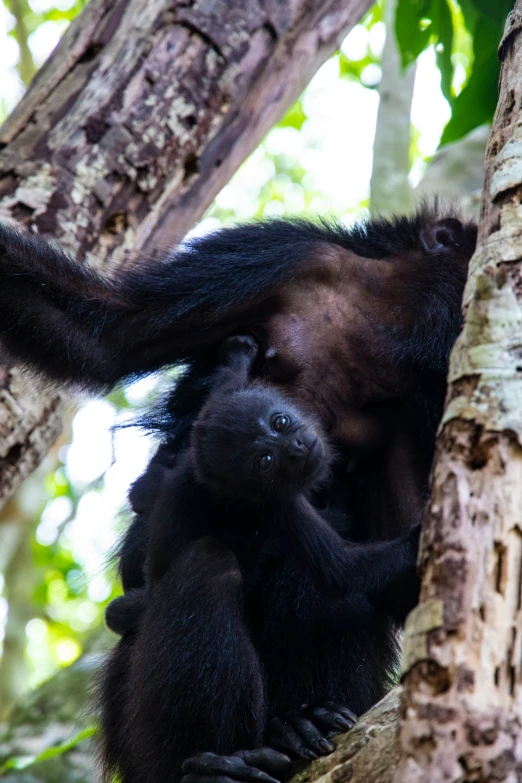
[0,0,510,774]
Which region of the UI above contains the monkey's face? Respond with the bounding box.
[192,387,331,499]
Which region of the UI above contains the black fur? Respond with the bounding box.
[0,206,476,386]
[101,336,420,782]
[0,208,477,783]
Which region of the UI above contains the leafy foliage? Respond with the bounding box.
[1,726,96,773]
[396,0,511,145]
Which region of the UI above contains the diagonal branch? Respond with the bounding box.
[0,0,373,511]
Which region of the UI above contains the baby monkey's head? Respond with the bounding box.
[192,385,330,499]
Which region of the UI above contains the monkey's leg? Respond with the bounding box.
[253,560,399,762]
[120,537,288,783]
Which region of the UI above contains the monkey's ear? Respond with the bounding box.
[420,217,467,254]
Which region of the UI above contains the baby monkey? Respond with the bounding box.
[191,335,330,501]
[107,335,419,635]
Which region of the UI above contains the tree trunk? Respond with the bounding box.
[0,0,372,511]
[292,6,521,783]
[0,368,63,511]
[394,2,522,780]
[369,0,415,215]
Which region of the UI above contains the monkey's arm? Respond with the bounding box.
[282,497,420,599]
[142,451,211,585]
[208,335,259,393]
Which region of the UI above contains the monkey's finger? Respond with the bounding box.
[286,712,335,755]
[182,753,281,783]
[267,718,319,761]
[323,701,357,726]
[307,706,355,733]
[234,748,292,779]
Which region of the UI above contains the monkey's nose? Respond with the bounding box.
[289,436,315,460]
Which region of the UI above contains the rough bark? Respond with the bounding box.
[0,369,63,512]
[0,0,372,512]
[394,3,522,781]
[369,0,415,215]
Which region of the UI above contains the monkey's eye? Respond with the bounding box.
[256,453,274,472]
[271,414,290,433]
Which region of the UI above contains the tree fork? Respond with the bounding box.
[0,0,372,511]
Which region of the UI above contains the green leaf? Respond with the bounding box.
[395,0,432,68]
[1,726,97,772]
[467,0,512,25]
[278,101,307,131]
[440,54,498,144]
[440,3,506,144]
[434,0,454,101]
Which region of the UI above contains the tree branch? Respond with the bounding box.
[369,0,415,215]
[0,0,373,511]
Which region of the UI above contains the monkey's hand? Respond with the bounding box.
[267,701,357,760]
[182,748,292,783]
[219,335,259,378]
[221,334,259,361]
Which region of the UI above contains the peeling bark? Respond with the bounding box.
[0,369,63,511]
[395,3,522,781]
[0,0,373,511]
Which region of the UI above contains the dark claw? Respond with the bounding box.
[309,705,356,734]
[317,738,335,753]
[323,701,357,726]
[268,717,318,761]
[286,711,334,756]
[268,701,356,761]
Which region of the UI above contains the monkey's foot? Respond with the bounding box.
[267,701,357,760]
[182,749,292,783]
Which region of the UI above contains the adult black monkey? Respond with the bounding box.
[101,334,420,783]
[0,208,476,547]
[0,208,476,780]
